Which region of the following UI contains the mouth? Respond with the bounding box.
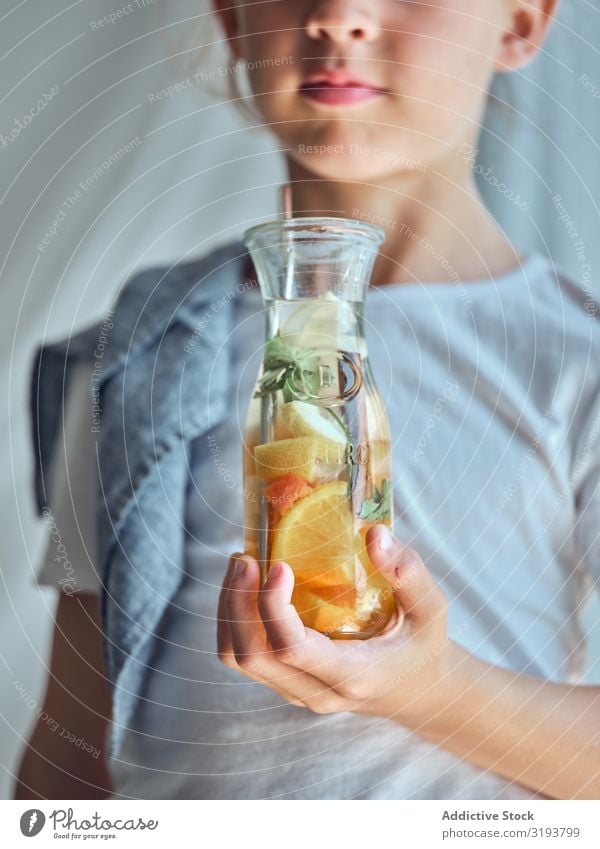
[299,70,387,106]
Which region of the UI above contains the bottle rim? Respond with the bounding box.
[243,216,386,250]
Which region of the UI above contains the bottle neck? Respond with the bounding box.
[244,218,383,306]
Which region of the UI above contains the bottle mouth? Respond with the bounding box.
[243,216,385,250]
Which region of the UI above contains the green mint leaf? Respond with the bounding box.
[358,478,392,521]
[263,336,314,371]
[255,335,320,400]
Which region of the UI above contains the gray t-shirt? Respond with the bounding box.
[38,252,600,799]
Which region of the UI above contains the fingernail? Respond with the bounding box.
[229,552,243,572]
[233,558,248,578]
[378,526,394,551]
[267,562,282,581]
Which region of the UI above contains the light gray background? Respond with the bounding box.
[1,0,598,799]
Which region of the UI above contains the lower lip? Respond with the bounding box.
[300,85,385,106]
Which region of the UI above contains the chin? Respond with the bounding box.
[291,152,401,184]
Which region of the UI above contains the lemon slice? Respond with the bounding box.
[280,296,365,354]
[254,437,345,484]
[275,400,347,444]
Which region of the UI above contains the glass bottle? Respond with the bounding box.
[242,217,395,639]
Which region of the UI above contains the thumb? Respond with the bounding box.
[365,525,446,628]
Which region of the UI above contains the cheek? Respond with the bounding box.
[385,17,497,132]
[236,6,298,64]
[247,64,296,103]
[237,26,300,101]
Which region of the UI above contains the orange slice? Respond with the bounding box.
[264,474,312,520]
[270,480,355,587]
[291,588,360,635]
[311,584,357,607]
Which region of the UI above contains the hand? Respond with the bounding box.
[217,525,451,724]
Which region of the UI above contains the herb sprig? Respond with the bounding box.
[255,335,353,488]
[255,334,387,513]
[358,479,392,521]
[254,336,321,403]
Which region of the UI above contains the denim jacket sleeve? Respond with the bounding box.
[29,240,248,758]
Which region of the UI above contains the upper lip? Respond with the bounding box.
[300,69,386,91]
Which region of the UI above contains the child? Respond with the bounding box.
[18,0,600,800]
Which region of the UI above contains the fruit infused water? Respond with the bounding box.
[243,217,395,639]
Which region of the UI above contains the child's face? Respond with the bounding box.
[220,0,517,181]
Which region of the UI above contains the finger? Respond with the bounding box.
[225,556,343,706]
[218,556,305,703]
[216,552,241,665]
[258,561,369,684]
[224,554,268,674]
[257,562,306,652]
[366,525,446,628]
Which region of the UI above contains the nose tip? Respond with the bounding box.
[305,3,379,43]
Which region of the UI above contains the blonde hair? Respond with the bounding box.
[160,2,264,126]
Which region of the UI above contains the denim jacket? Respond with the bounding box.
[30,239,248,757]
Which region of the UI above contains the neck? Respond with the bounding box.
[285,149,522,288]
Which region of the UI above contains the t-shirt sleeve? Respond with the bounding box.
[574,404,600,592]
[36,360,101,595]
